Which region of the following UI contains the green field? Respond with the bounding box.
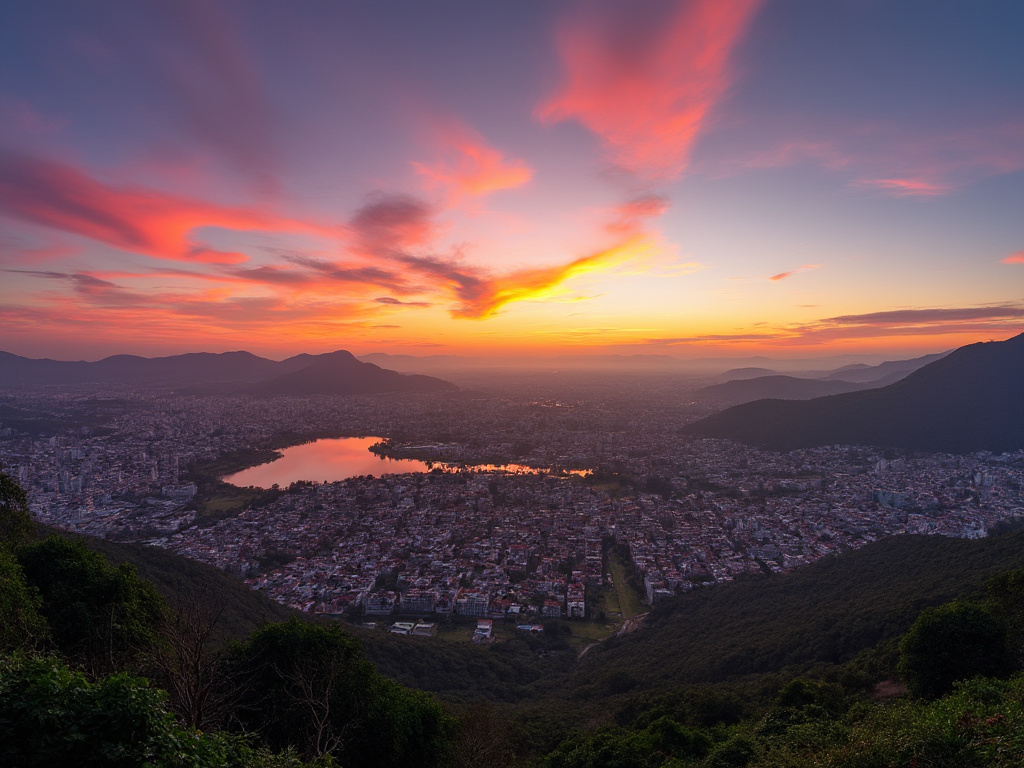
[607,552,646,619]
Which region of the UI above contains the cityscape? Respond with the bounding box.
[6,377,1022,633]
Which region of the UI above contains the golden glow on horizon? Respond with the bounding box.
[1,1,1021,362]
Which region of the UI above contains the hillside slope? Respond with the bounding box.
[563,531,1024,703]
[684,331,1024,452]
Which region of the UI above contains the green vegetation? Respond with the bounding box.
[564,531,1024,705]
[0,469,34,547]
[0,472,458,766]
[0,654,334,767]
[529,674,1024,768]
[17,535,165,677]
[228,619,454,764]
[608,552,646,619]
[185,448,284,522]
[0,547,47,653]
[898,601,1012,699]
[80,531,295,640]
[7,465,1024,767]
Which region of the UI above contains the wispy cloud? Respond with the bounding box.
[537,0,762,181]
[644,303,1024,347]
[0,149,335,263]
[375,296,431,308]
[412,122,533,203]
[101,0,280,190]
[820,306,1024,327]
[1003,251,1024,264]
[769,264,820,281]
[718,119,1024,197]
[852,178,951,197]
[337,190,676,319]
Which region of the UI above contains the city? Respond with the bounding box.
[5,379,1022,635]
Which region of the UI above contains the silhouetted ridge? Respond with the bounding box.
[0,348,457,394]
[694,375,876,405]
[249,353,457,395]
[684,331,1024,452]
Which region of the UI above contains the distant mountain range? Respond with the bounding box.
[684,331,1024,452]
[247,350,456,395]
[693,374,892,405]
[695,351,948,405]
[359,351,911,376]
[0,349,456,395]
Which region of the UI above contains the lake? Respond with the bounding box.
[222,437,588,488]
[222,437,431,487]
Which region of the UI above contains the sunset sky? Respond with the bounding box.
[1,0,1022,362]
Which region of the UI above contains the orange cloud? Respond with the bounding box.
[769,264,820,281]
[645,304,1024,348]
[412,123,533,202]
[446,195,670,318]
[537,0,762,180]
[450,235,649,319]
[0,149,335,263]
[337,190,673,319]
[1003,251,1024,264]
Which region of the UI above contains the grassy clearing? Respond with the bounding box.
[608,553,646,619]
[568,621,620,642]
[602,583,623,617]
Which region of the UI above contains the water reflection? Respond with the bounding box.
[222,437,588,488]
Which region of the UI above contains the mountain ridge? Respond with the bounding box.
[0,348,457,395]
[684,331,1024,452]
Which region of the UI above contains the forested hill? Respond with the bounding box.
[66,524,1024,707]
[556,530,1024,705]
[683,331,1024,452]
[75,530,296,640]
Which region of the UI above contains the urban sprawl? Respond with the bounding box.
[4,382,1023,634]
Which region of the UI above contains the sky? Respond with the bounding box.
[1,0,1022,362]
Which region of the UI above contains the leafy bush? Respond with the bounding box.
[898,601,1012,698]
[16,535,165,676]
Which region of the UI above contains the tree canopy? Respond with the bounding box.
[898,600,1012,699]
[16,535,165,676]
[0,469,34,547]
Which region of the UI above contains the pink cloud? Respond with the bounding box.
[537,0,762,180]
[1003,251,1024,264]
[605,195,671,236]
[717,119,1024,196]
[347,193,438,253]
[769,264,821,281]
[412,123,533,202]
[853,177,951,197]
[0,149,335,263]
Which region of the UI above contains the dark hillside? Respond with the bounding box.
[68,531,295,640]
[684,331,1024,452]
[67,529,570,701]
[44,527,1024,711]
[563,531,1024,702]
[693,375,872,405]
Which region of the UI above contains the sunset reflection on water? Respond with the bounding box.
[222,437,589,488]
